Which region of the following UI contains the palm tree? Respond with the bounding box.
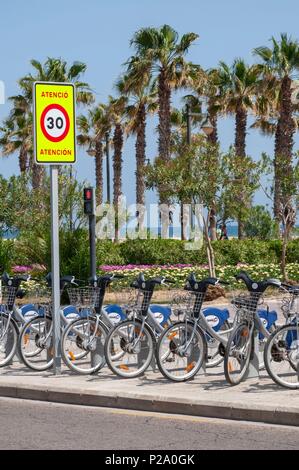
[129,25,200,168]
[218,59,259,158]
[77,104,110,206]
[217,59,260,238]
[107,96,128,242]
[253,34,299,220]
[116,72,157,229]
[0,114,30,173]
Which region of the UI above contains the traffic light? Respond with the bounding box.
[83,187,95,215]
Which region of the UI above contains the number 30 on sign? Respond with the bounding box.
[33,82,76,164]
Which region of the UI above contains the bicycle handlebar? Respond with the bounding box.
[235,270,281,292]
[1,272,31,287]
[161,277,175,285]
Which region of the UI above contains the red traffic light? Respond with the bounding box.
[84,188,93,201]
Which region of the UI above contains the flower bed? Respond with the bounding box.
[98,263,299,290]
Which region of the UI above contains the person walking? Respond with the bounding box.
[220,223,229,240]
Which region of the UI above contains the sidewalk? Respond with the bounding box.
[0,363,298,427]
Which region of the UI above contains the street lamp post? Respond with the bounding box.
[105,132,111,204]
[185,106,214,238]
[87,134,111,205]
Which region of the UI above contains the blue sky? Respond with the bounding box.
[0,0,299,209]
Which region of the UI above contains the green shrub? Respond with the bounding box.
[59,229,90,280]
[286,239,299,264]
[118,239,206,265]
[244,206,277,240]
[0,239,15,272]
[97,240,125,266]
[9,233,299,277]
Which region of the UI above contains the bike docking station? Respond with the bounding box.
[33,81,76,375]
[245,329,260,380]
[83,187,106,368]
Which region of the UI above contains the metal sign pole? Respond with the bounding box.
[89,214,97,280]
[50,165,61,374]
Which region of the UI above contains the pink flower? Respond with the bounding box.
[99,263,194,271]
[12,265,32,273]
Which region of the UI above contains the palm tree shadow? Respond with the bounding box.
[246,381,291,392]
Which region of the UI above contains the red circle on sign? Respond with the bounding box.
[40,103,70,142]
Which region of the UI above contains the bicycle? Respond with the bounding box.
[104,273,175,379]
[0,272,31,367]
[61,273,126,375]
[264,282,299,389]
[224,271,282,386]
[17,274,80,371]
[156,273,231,382]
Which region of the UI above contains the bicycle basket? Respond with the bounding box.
[134,290,152,313]
[231,292,263,322]
[186,291,206,316]
[67,287,100,308]
[281,290,299,319]
[0,286,17,308]
[170,292,204,317]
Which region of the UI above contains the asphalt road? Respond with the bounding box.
[0,397,298,450]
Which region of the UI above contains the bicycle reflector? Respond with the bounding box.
[83,187,95,215]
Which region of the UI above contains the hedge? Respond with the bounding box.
[3,235,299,279]
[97,238,298,267]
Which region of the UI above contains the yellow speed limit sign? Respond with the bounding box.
[33,82,76,164]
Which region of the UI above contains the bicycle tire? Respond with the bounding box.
[264,324,299,389]
[104,318,155,378]
[61,316,108,375]
[0,313,19,367]
[156,320,206,382]
[18,316,54,371]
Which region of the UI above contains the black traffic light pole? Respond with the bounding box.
[84,187,97,281]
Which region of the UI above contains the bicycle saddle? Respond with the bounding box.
[91,273,124,288]
[130,273,171,291]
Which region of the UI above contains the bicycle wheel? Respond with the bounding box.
[206,320,231,368]
[156,321,206,382]
[264,324,299,389]
[104,319,155,378]
[18,316,54,371]
[0,313,18,367]
[224,322,252,385]
[61,317,108,375]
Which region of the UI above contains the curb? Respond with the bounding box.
[0,382,298,426]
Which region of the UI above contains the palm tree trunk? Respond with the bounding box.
[113,123,123,242]
[19,145,27,173]
[136,104,146,207]
[95,140,103,207]
[235,104,247,157]
[274,75,295,223]
[207,109,218,146]
[273,124,282,222]
[32,163,44,189]
[207,108,218,241]
[235,104,247,239]
[135,104,146,232]
[158,67,171,165]
[158,68,171,229]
